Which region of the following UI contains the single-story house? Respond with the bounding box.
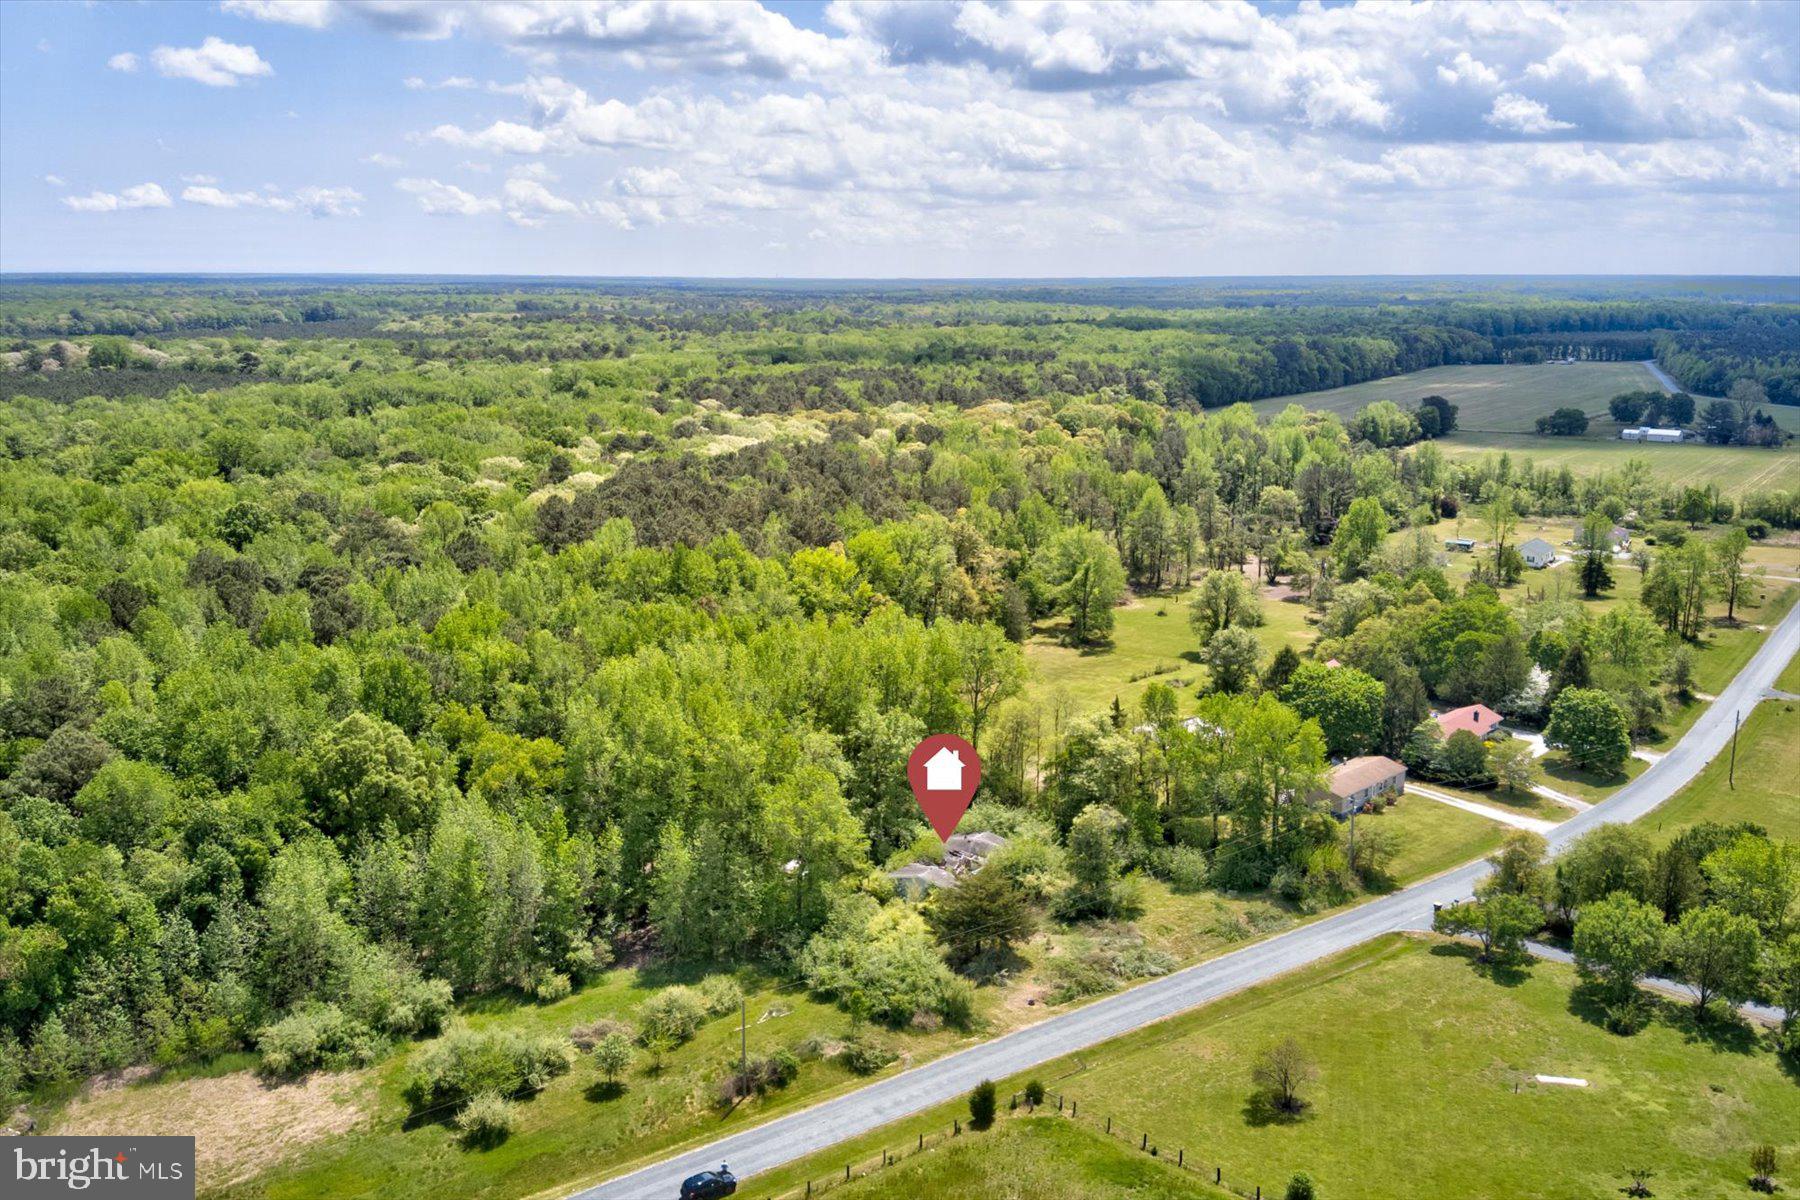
[1180,716,1223,736]
[1573,524,1630,549]
[1620,426,1691,443]
[1434,703,1505,740]
[1314,755,1407,817]
[1445,536,1478,553]
[1519,537,1557,569]
[944,831,1007,871]
[887,863,957,899]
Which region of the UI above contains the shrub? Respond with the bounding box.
[403,1028,575,1115]
[799,894,972,1027]
[533,972,572,1004]
[838,1032,895,1075]
[1148,845,1210,893]
[968,1079,997,1130]
[1023,1079,1046,1108]
[1286,1172,1318,1200]
[256,1004,385,1077]
[717,1047,802,1104]
[591,1033,634,1084]
[340,945,453,1038]
[696,975,745,1018]
[638,986,708,1046]
[454,1092,517,1148]
[570,1018,633,1051]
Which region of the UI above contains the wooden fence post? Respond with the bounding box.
[954,1118,960,1135]
[845,1164,851,1182]
[1140,1133,1147,1151]
[1070,1100,1076,1117]
[1105,1116,1111,1134]
[1178,1149,1183,1167]
[918,1133,923,1152]
[1215,1167,1221,1184]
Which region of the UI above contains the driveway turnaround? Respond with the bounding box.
[574,600,1800,1200]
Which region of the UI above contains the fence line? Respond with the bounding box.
[759,1088,1284,1200]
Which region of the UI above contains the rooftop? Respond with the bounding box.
[1327,755,1407,797]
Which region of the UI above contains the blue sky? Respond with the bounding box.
[2,0,1797,276]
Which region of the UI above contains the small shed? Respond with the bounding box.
[1445,537,1478,553]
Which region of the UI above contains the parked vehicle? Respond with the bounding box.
[679,1164,737,1199]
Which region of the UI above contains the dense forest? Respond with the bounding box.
[1,280,1797,1108]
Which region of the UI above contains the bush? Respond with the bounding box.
[697,975,745,1018]
[1148,845,1211,893]
[570,1017,634,1051]
[256,1004,386,1077]
[1286,1172,1318,1200]
[1023,1078,1046,1108]
[340,946,453,1038]
[591,1033,634,1084]
[638,986,709,1046]
[403,1028,575,1115]
[799,894,972,1027]
[717,1047,802,1103]
[454,1091,517,1148]
[533,972,572,1004]
[838,1032,895,1075]
[968,1079,997,1129]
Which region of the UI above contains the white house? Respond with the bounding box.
[1312,756,1407,817]
[924,746,965,792]
[1519,537,1557,568]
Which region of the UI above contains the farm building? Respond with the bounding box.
[1434,704,1504,740]
[1445,537,1478,552]
[1620,426,1692,443]
[1314,756,1407,817]
[1519,537,1556,568]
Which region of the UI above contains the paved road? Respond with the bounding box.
[577,599,1800,1200]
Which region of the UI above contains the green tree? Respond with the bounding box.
[1200,625,1263,695]
[1036,527,1126,645]
[953,623,1024,751]
[1187,568,1263,644]
[1331,497,1388,579]
[1572,892,1665,999]
[1061,804,1128,919]
[1711,526,1755,621]
[1486,738,1539,796]
[302,714,436,840]
[968,1079,998,1130]
[1280,661,1385,758]
[926,866,1034,964]
[592,1033,634,1088]
[1431,729,1492,786]
[1545,688,1631,775]
[1667,905,1760,1017]
[1433,893,1541,962]
[1577,514,1615,598]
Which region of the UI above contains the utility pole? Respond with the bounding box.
[740,998,748,1098]
[1347,805,1356,867]
[1729,710,1739,790]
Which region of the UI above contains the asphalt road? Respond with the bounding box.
[576,598,1800,1200]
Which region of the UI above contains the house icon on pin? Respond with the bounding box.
[924,746,964,792]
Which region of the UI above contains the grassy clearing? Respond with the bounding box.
[1638,694,1800,845]
[1024,585,1314,720]
[741,936,1799,1200]
[1251,362,1659,432]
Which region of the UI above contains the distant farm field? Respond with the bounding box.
[1432,434,1800,495]
[1252,362,1660,432]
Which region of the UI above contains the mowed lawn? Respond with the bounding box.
[740,936,1800,1200]
[1364,796,1507,885]
[1251,362,1660,432]
[1638,690,1800,844]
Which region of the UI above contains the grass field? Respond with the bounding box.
[1252,362,1660,432]
[1365,796,1508,885]
[741,936,1800,1200]
[1638,691,1800,845]
[1024,585,1315,720]
[795,1115,1231,1200]
[1433,434,1800,496]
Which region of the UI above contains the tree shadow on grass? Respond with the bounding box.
[585,1080,627,1103]
[1425,939,1532,987]
[1241,1090,1310,1129]
[1664,1003,1760,1057]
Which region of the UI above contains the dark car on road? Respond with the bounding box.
[679,1165,736,1199]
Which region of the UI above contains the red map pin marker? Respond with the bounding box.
[907,734,982,841]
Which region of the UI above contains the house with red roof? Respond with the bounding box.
[1433,704,1504,740]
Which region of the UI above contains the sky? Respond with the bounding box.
[1,0,1797,277]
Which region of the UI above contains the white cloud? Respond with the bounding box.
[1437,52,1498,88]
[429,119,552,155]
[1485,92,1576,136]
[182,173,220,185]
[361,152,404,168]
[107,52,140,73]
[221,1,334,29]
[150,38,272,87]
[396,177,500,215]
[405,75,478,90]
[180,183,362,215]
[43,174,65,187]
[63,183,173,212]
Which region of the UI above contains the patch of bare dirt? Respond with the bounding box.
[52,1068,373,1189]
